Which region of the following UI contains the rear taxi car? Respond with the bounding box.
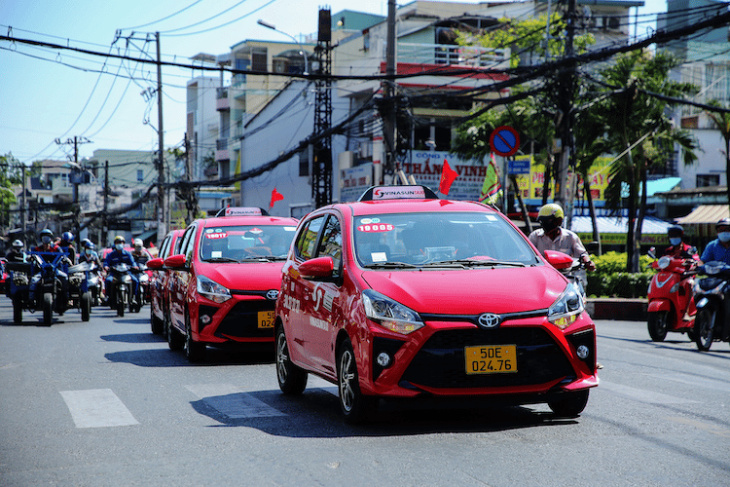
[165,208,298,362]
[275,186,598,422]
[147,229,185,336]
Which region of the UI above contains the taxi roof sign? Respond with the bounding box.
[358,185,439,202]
[215,207,268,217]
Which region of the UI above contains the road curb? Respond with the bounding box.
[586,298,647,322]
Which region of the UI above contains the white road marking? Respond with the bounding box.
[60,389,139,428]
[667,416,730,438]
[598,381,699,404]
[185,383,285,419]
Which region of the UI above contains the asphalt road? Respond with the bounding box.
[1,299,729,487]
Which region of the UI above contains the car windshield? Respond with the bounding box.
[199,224,297,262]
[354,212,540,267]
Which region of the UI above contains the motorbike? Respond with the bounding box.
[67,261,100,322]
[108,263,134,317]
[692,261,730,351]
[132,264,150,307]
[544,250,587,301]
[8,251,70,325]
[646,249,698,342]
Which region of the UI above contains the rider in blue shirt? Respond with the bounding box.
[700,218,730,265]
[104,235,140,303]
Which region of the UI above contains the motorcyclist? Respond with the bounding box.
[79,239,103,268]
[58,231,77,264]
[131,238,151,265]
[528,203,596,271]
[34,229,60,253]
[663,225,698,260]
[103,236,140,305]
[5,239,27,263]
[700,218,730,265]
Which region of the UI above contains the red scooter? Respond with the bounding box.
[646,250,697,342]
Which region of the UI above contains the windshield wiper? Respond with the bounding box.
[424,259,527,267]
[362,261,419,269]
[205,257,240,263]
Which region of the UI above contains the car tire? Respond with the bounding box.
[694,304,716,351]
[151,306,164,335]
[80,292,91,322]
[647,311,669,342]
[184,314,205,363]
[167,313,184,351]
[547,389,589,418]
[12,297,23,324]
[337,338,372,424]
[42,293,53,326]
[275,325,307,395]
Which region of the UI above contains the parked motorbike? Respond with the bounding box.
[108,263,133,317]
[68,261,100,322]
[692,261,730,351]
[646,249,698,342]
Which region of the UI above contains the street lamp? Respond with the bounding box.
[257,19,309,75]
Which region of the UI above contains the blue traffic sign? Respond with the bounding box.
[508,158,530,175]
[490,126,520,157]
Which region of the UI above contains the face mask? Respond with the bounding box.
[115,243,124,251]
[669,237,682,246]
[42,236,51,244]
[718,232,730,243]
[539,219,560,233]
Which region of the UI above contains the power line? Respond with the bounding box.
[120,0,206,31]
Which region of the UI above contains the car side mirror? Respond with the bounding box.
[544,250,574,270]
[164,254,188,270]
[299,256,335,280]
[146,258,164,270]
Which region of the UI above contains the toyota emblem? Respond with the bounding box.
[477,313,501,329]
[266,290,279,301]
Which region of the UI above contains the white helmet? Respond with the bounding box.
[133,238,143,249]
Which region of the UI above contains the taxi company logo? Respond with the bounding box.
[373,187,426,200]
[266,290,279,301]
[477,313,501,329]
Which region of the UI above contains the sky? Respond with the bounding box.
[0,0,666,166]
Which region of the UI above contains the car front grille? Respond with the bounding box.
[400,327,574,390]
[213,300,275,339]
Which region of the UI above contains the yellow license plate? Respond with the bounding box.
[465,345,517,375]
[257,310,275,329]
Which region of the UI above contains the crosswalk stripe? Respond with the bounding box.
[185,383,286,419]
[60,389,139,428]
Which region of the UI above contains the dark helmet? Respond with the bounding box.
[716,218,730,228]
[40,229,54,238]
[11,239,23,250]
[667,225,684,236]
[61,231,74,243]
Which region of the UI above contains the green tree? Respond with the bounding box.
[598,51,698,272]
[0,153,23,231]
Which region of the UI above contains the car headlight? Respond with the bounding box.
[547,283,584,329]
[362,289,424,335]
[197,275,231,304]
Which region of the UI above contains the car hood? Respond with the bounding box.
[198,261,285,291]
[360,265,568,315]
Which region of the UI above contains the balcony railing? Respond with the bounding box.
[216,138,230,162]
[397,43,509,67]
[216,87,230,111]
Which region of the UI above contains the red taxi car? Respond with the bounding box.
[275,185,598,422]
[147,229,185,335]
[164,208,298,362]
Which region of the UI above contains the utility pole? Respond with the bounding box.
[155,31,167,243]
[55,136,90,236]
[311,8,333,208]
[102,160,109,247]
[555,0,577,227]
[21,164,26,236]
[381,0,398,183]
[184,134,197,224]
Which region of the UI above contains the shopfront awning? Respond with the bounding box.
[572,215,674,246]
[676,205,730,238]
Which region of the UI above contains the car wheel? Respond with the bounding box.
[337,338,372,423]
[547,389,589,418]
[167,313,184,351]
[184,314,205,363]
[42,292,53,326]
[80,292,91,322]
[275,325,307,395]
[150,306,164,335]
[694,305,716,351]
[12,297,22,324]
[647,311,669,342]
